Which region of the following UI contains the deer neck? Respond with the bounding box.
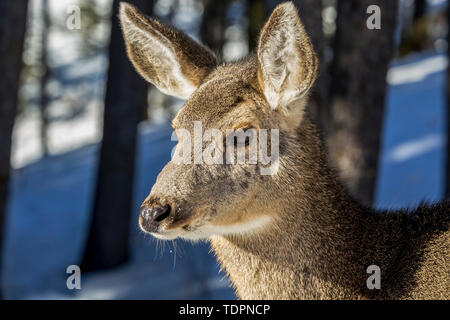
[209,116,370,299]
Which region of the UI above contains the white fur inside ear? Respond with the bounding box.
[120,10,197,99]
[257,3,310,111]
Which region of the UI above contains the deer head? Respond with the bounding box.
[119,1,317,240]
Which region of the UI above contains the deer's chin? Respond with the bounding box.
[146,225,212,241]
[148,230,180,240]
[176,215,274,240]
[145,215,273,241]
[149,226,212,241]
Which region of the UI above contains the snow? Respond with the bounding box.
[386,133,444,162]
[375,51,446,210]
[387,55,447,85]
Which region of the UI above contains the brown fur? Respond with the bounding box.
[120,2,450,299]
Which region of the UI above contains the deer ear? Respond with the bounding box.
[256,2,317,114]
[119,2,217,99]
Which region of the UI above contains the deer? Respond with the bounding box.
[119,2,449,299]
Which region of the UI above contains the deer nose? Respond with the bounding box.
[140,203,171,232]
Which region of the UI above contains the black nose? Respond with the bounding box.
[140,203,171,231]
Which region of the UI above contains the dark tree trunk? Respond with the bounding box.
[247,0,266,50]
[0,0,29,299]
[327,0,398,206]
[200,0,228,60]
[446,3,450,200]
[292,0,326,131]
[413,0,426,21]
[39,0,50,156]
[81,0,152,272]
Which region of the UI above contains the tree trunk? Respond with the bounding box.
[0,0,29,299]
[327,0,398,206]
[292,0,326,132]
[39,0,51,156]
[413,0,426,21]
[247,0,266,50]
[200,0,228,60]
[81,0,152,272]
[446,3,450,200]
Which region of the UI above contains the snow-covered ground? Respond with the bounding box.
[377,51,446,209]
[1,51,446,300]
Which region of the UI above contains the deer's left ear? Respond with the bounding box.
[257,2,317,114]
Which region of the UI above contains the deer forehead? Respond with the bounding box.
[173,70,267,130]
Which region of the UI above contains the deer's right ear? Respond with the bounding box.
[119,2,217,99]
